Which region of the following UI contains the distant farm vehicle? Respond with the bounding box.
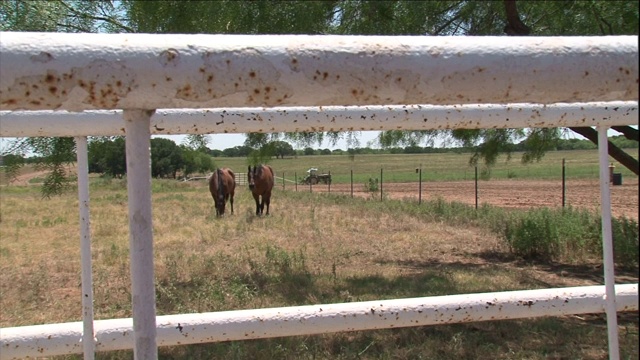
[301,168,331,185]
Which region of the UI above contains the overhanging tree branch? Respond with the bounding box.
[57,0,134,33]
[503,0,638,175]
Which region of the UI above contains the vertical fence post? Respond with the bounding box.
[282,172,285,191]
[295,172,297,192]
[123,109,158,360]
[418,166,422,205]
[562,158,566,208]
[350,169,353,198]
[475,166,478,210]
[597,126,620,360]
[380,168,383,201]
[328,171,331,193]
[309,175,312,193]
[75,136,95,360]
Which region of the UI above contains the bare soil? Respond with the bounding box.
[305,178,639,221]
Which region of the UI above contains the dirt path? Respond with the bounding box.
[300,178,639,220]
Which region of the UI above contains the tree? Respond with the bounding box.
[180,146,215,178]
[88,136,126,178]
[501,0,638,174]
[3,137,76,197]
[271,141,295,159]
[181,134,210,152]
[150,138,183,178]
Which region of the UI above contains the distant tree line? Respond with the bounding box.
[267,135,636,157]
[4,135,634,185]
[86,137,215,179]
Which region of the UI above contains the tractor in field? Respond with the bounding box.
[300,167,331,185]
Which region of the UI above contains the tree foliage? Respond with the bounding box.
[88,136,126,178]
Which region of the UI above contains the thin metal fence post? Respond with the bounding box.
[295,172,297,192]
[418,166,422,205]
[380,168,383,201]
[328,171,331,193]
[351,169,353,198]
[475,166,478,210]
[282,171,285,191]
[562,158,566,208]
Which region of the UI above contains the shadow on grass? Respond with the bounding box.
[475,250,639,285]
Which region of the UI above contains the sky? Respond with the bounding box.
[1,128,632,154]
[154,131,384,151]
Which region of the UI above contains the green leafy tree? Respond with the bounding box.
[88,136,126,178]
[181,134,210,152]
[150,138,183,178]
[180,146,215,178]
[3,137,76,197]
[271,141,295,159]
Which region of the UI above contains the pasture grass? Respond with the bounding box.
[0,175,638,359]
[215,149,639,184]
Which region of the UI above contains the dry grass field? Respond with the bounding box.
[0,158,638,359]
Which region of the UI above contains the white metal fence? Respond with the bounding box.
[0,32,638,360]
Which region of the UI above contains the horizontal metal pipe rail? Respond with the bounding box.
[1,284,637,359]
[1,33,637,111]
[0,102,637,137]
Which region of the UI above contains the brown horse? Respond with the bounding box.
[248,164,275,216]
[208,168,236,217]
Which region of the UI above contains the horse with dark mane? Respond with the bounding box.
[208,168,236,217]
[248,164,275,216]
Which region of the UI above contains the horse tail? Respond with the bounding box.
[227,169,236,191]
[217,168,224,200]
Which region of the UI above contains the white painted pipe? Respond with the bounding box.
[123,110,157,360]
[1,284,637,359]
[74,136,95,360]
[597,127,620,360]
[1,33,637,111]
[0,102,637,137]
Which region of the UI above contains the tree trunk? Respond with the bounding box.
[503,0,530,35]
[503,0,638,175]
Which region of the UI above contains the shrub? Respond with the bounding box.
[501,206,638,266]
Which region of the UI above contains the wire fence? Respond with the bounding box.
[273,162,637,220]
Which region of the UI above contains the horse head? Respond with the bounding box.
[248,165,256,190]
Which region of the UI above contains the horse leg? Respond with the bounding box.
[259,196,265,215]
[214,199,221,217]
[252,192,261,215]
[229,193,234,214]
[264,194,271,215]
